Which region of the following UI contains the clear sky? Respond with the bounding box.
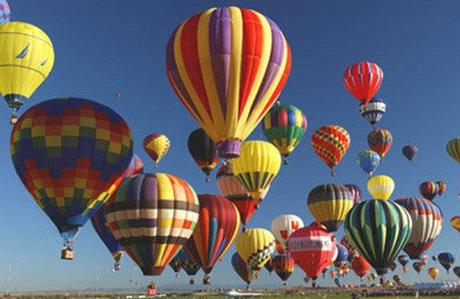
[1,0,460,292]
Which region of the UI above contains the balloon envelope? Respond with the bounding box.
[367,175,395,200]
[343,61,383,105]
[311,125,350,175]
[271,214,304,250]
[187,128,219,179]
[236,228,275,271]
[402,144,417,161]
[143,133,170,165]
[357,150,380,176]
[367,128,392,158]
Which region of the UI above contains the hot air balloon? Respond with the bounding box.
[418,181,439,201]
[451,216,460,233]
[454,266,460,278]
[271,214,304,251]
[0,1,10,23]
[187,128,219,182]
[329,270,337,279]
[389,261,397,271]
[231,141,281,200]
[183,194,240,282]
[394,197,442,260]
[344,200,412,275]
[428,267,439,280]
[343,61,383,106]
[357,150,381,177]
[91,154,144,271]
[340,235,358,260]
[351,254,371,279]
[104,173,200,275]
[216,163,259,226]
[287,222,337,283]
[176,250,201,284]
[262,103,308,164]
[359,97,386,127]
[10,98,133,259]
[344,184,361,205]
[307,184,354,232]
[0,22,55,124]
[421,255,428,266]
[169,254,182,275]
[413,261,423,273]
[398,255,409,270]
[436,181,447,196]
[236,228,275,271]
[231,252,254,288]
[447,138,460,164]
[273,255,295,283]
[367,128,392,159]
[334,277,342,287]
[166,6,292,159]
[311,125,350,176]
[367,175,395,200]
[143,133,170,166]
[402,144,417,161]
[393,274,402,284]
[334,244,349,268]
[438,252,455,272]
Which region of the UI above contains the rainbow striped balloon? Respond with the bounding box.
[166,6,291,158]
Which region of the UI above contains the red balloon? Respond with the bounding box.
[343,61,383,105]
[351,255,371,279]
[287,222,337,280]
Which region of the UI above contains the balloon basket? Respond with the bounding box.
[61,247,74,260]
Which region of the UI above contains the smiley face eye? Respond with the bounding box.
[16,44,30,59]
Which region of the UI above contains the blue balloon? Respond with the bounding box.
[357,150,381,176]
[438,252,455,272]
[334,244,349,266]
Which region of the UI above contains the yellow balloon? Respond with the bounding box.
[143,133,171,165]
[236,228,275,270]
[428,267,439,280]
[367,175,395,200]
[0,22,55,123]
[231,141,281,200]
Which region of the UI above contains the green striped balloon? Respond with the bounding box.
[344,199,412,275]
[447,138,460,164]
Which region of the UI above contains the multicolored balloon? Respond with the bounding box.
[367,175,395,200]
[0,1,10,23]
[271,214,304,250]
[359,97,386,126]
[231,252,254,287]
[236,228,275,271]
[287,222,337,280]
[231,141,281,200]
[451,216,460,233]
[10,98,133,257]
[436,181,447,196]
[273,255,295,282]
[187,128,219,182]
[351,254,371,279]
[166,6,292,159]
[0,22,55,124]
[262,103,307,164]
[307,184,354,232]
[398,255,409,268]
[143,133,171,166]
[357,150,381,176]
[311,125,350,176]
[344,200,412,275]
[216,163,258,226]
[418,181,439,201]
[343,61,384,106]
[367,128,392,159]
[395,197,442,260]
[428,267,439,280]
[104,173,200,275]
[438,252,455,272]
[446,138,460,164]
[344,184,362,205]
[184,194,240,276]
[402,144,417,161]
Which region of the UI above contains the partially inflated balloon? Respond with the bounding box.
[451,216,460,233]
[357,150,380,176]
[311,125,350,176]
[143,133,170,166]
[10,98,133,257]
[236,228,275,271]
[402,145,417,161]
[367,175,394,200]
[166,6,291,159]
[344,184,361,205]
[184,194,240,275]
[351,255,371,279]
[436,181,447,196]
[343,62,383,106]
[307,184,354,232]
[231,252,254,287]
[447,138,460,164]
[359,97,386,126]
[262,103,307,164]
[428,267,439,280]
[271,214,304,250]
[345,200,412,275]
[216,163,259,225]
[418,181,439,201]
[0,22,55,124]
[438,252,455,272]
[0,1,10,23]
[231,141,281,200]
[395,197,442,260]
[104,173,199,275]
[187,128,219,181]
[273,255,295,282]
[368,128,392,159]
[287,222,337,280]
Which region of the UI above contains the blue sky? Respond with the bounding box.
[1,0,460,292]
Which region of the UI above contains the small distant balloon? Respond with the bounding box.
[114,90,121,99]
[402,144,417,161]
